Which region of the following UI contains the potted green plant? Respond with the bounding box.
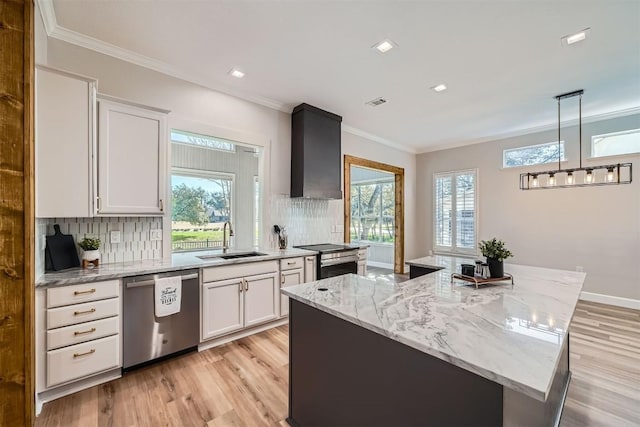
[478,238,513,278]
[78,237,101,264]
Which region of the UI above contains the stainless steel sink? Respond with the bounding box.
[197,251,267,260]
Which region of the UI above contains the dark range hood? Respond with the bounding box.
[291,103,343,199]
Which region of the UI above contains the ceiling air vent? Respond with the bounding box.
[365,97,387,107]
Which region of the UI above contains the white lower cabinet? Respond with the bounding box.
[358,248,368,276]
[280,267,304,317]
[201,261,278,341]
[39,280,121,391]
[304,256,317,283]
[46,335,120,388]
[202,278,244,340]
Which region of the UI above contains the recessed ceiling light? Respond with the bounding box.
[562,28,590,46]
[373,39,396,53]
[431,84,447,92]
[229,68,245,79]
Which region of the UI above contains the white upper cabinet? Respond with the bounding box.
[36,66,96,218]
[96,96,169,215]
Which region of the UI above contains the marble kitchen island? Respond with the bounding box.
[281,258,585,427]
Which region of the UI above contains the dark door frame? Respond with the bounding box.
[343,155,404,274]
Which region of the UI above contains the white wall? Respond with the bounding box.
[416,114,640,301]
[35,2,47,65]
[44,38,418,260]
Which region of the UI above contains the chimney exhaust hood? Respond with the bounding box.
[291,103,343,199]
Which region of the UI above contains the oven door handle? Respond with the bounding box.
[320,255,358,267]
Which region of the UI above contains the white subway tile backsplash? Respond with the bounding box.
[36,216,163,278]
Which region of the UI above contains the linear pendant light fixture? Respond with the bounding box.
[520,90,632,190]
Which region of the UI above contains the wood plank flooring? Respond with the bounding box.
[36,300,639,427]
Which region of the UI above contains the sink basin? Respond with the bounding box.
[198,251,267,261]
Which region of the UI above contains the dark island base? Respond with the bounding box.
[288,300,570,427]
[409,265,443,279]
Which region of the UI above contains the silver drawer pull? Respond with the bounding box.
[287,261,296,265]
[73,349,96,358]
[74,288,96,296]
[74,327,96,336]
[74,308,96,316]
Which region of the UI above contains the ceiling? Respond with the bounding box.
[44,0,640,152]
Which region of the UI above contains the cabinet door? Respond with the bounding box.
[304,256,316,283]
[202,278,244,340]
[358,261,367,276]
[97,98,167,215]
[36,67,96,217]
[244,272,278,327]
[281,268,304,317]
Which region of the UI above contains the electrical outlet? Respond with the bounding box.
[576,266,584,272]
[150,229,162,241]
[110,231,121,244]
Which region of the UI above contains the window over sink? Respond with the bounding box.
[170,129,263,252]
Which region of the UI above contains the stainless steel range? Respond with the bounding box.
[294,244,358,279]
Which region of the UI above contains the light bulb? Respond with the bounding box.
[549,174,555,186]
[532,175,538,187]
[586,170,593,183]
[567,172,574,185]
[607,168,615,182]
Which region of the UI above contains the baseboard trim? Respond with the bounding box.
[198,317,289,352]
[580,292,640,310]
[366,261,394,269]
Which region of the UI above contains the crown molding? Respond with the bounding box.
[342,125,417,154]
[417,106,640,154]
[37,0,288,113]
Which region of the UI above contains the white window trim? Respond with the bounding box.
[170,129,237,153]
[433,168,478,257]
[170,167,236,252]
[502,141,566,169]
[590,128,640,158]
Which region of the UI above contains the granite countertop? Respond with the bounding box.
[38,247,318,287]
[282,256,585,402]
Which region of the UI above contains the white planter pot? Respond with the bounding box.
[82,249,100,261]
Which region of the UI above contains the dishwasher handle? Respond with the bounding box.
[125,273,199,288]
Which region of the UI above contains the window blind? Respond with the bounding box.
[434,170,477,255]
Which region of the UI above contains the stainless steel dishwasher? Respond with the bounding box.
[123,269,200,370]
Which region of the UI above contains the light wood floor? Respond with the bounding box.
[36,300,639,427]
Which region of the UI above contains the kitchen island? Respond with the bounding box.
[282,257,585,426]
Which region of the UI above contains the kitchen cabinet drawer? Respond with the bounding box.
[280,257,304,271]
[47,298,120,329]
[203,260,278,283]
[47,316,119,350]
[47,280,120,308]
[358,248,368,259]
[46,334,120,388]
